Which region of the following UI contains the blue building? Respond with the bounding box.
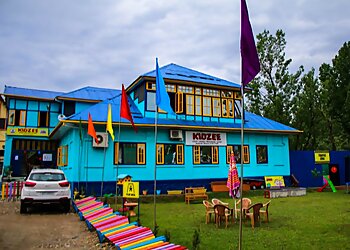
[2,63,300,194]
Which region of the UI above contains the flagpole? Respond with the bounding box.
[101,134,107,198]
[238,85,245,250]
[116,114,121,209]
[153,106,158,230]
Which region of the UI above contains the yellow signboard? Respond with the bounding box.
[314,151,330,164]
[264,176,285,188]
[123,181,139,199]
[7,127,49,137]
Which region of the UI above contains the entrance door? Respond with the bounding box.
[329,164,340,186]
[345,157,350,183]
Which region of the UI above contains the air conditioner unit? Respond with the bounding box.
[170,130,183,140]
[93,132,109,148]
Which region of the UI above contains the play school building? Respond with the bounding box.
[2,63,301,194]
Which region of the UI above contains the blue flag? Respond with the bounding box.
[155,58,175,115]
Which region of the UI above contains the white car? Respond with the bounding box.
[20,169,71,213]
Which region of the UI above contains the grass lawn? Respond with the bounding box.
[110,190,350,250]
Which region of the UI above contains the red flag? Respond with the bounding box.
[120,84,137,132]
[88,113,99,143]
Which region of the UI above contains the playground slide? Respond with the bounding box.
[323,176,337,192]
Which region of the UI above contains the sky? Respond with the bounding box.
[0,0,349,93]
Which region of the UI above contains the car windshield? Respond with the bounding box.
[30,173,65,181]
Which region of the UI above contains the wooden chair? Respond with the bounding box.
[260,200,271,223]
[214,204,234,228]
[203,200,215,224]
[235,198,252,218]
[245,203,263,229]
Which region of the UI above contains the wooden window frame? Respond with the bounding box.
[234,92,242,99]
[186,95,194,115]
[57,145,68,166]
[146,82,156,90]
[156,144,164,164]
[193,146,200,164]
[19,111,26,126]
[38,111,49,127]
[203,97,212,116]
[226,145,250,164]
[8,110,15,126]
[195,96,202,115]
[137,144,145,164]
[166,84,176,92]
[175,92,183,113]
[212,98,221,117]
[212,146,218,164]
[114,142,146,165]
[176,145,184,164]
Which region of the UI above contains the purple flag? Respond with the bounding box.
[241,0,260,86]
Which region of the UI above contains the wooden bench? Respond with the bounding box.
[185,187,208,204]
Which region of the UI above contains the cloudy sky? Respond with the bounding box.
[0,0,349,93]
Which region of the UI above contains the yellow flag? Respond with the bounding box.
[107,104,114,140]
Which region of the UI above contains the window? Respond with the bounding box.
[57,145,68,166]
[147,92,156,111]
[203,88,219,96]
[193,146,219,164]
[38,111,49,127]
[221,90,233,98]
[8,110,26,126]
[195,88,202,95]
[227,145,250,164]
[63,101,75,117]
[203,97,211,116]
[166,84,176,92]
[195,96,202,115]
[175,92,183,113]
[157,144,184,165]
[212,98,221,117]
[114,143,146,165]
[234,99,242,118]
[178,85,194,93]
[222,99,234,118]
[0,118,6,130]
[146,82,156,90]
[256,145,268,164]
[186,95,194,115]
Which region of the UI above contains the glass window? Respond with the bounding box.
[147,92,156,111]
[193,146,218,164]
[203,97,211,116]
[256,145,268,164]
[0,118,6,130]
[186,95,194,115]
[195,96,202,115]
[146,82,156,90]
[38,111,49,127]
[175,93,183,113]
[157,144,184,165]
[115,143,146,165]
[195,88,201,95]
[57,145,68,166]
[213,98,221,117]
[8,110,15,126]
[226,145,250,164]
[203,88,219,97]
[30,173,65,181]
[178,86,194,93]
[166,84,176,92]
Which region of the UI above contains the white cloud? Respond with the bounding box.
[0,0,349,92]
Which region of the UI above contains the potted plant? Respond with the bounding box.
[142,189,148,195]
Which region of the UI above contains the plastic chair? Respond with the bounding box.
[212,198,229,206]
[259,200,271,223]
[245,203,263,228]
[235,198,252,218]
[202,200,215,224]
[214,204,234,228]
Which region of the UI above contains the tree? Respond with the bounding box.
[246,29,304,127]
[319,41,350,149]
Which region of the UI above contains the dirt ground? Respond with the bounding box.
[0,201,114,249]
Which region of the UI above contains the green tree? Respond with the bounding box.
[246,29,304,127]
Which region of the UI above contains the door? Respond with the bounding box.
[329,164,340,186]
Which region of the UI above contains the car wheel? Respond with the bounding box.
[252,186,256,190]
[20,201,27,214]
[261,185,265,189]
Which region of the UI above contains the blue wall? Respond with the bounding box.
[290,150,350,187]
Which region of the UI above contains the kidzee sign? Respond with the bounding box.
[185,131,227,146]
[7,127,49,137]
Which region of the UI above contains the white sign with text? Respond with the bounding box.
[185,131,227,146]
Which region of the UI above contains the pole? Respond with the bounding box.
[115,116,122,209]
[101,143,107,197]
[238,86,245,250]
[153,106,158,230]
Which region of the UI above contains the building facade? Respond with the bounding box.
[2,64,301,194]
